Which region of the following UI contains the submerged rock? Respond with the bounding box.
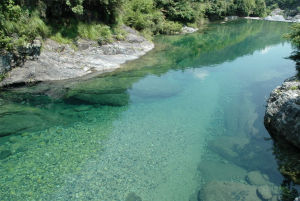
[198,181,261,201]
[209,136,250,159]
[247,171,270,186]
[207,135,279,175]
[197,160,247,182]
[257,185,273,200]
[264,76,300,149]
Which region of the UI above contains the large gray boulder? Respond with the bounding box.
[264,76,300,148]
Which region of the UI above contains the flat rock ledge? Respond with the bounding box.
[0,27,154,87]
[264,76,300,148]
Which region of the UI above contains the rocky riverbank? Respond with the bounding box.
[265,9,300,22]
[245,8,300,22]
[264,76,300,148]
[0,26,154,87]
[0,25,200,88]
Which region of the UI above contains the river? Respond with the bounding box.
[0,19,298,201]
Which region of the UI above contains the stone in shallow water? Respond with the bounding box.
[198,181,260,201]
[208,136,250,160]
[247,171,270,186]
[125,192,142,201]
[257,185,272,200]
[197,160,247,182]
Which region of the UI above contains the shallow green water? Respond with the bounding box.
[0,20,298,201]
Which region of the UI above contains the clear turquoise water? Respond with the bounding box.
[0,20,298,201]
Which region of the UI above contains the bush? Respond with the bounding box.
[235,0,256,16]
[204,0,229,19]
[253,0,267,17]
[0,1,49,51]
[158,21,182,35]
[287,24,300,48]
[123,0,156,31]
[50,20,114,45]
[78,23,113,42]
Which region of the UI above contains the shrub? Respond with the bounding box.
[123,0,156,31]
[78,23,112,42]
[158,21,182,35]
[155,0,196,23]
[253,0,267,17]
[287,24,300,48]
[235,0,256,16]
[0,1,49,51]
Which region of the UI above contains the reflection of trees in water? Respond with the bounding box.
[273,139,300,200]
[152,19,290,69]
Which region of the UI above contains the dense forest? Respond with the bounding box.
[0,0,299,52]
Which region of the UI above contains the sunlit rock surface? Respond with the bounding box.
[0,27,154,87]
[264,76,300,149]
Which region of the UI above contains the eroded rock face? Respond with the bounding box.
[264,76,300,149]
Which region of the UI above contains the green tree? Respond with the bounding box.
[155,0,196,23]
[235,0,256,16]
[253,0,266,16]
[288,24,300,48]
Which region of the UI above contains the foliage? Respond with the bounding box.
[123,0,157,31]
[0,0,272,52]
[235,0,256,16]
[254,0,267,16]
[123,0,183,36]
[265,0,300,9]
[0,0,49,51]
[155,0,196,23]
[280,184,299,201]
[287,24,300,48]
